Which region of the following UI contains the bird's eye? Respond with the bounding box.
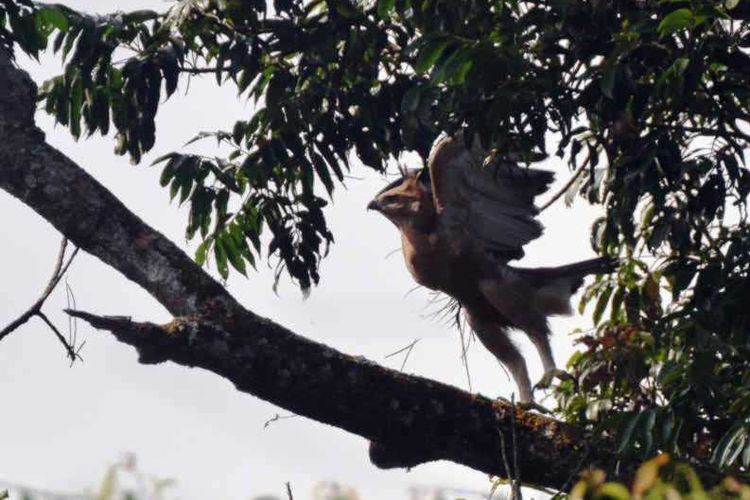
[383,195,399,205]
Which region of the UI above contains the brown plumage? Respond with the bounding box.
[368,134,613,402]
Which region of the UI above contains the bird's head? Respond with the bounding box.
[367,169,435,231]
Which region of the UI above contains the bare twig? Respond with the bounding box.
[0,238,79,342]
[37,310,79,362]
[538,162,588,212]
[496,429,514,499]
[285,482,294,500]
[510,394,522,500]
[178,64,233,74]
[263,413,299,429]
[551,446,591,499]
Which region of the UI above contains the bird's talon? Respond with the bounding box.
[534,368,573,392]
[516,401,552,414]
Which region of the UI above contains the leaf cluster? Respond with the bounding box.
[567,454,750,500]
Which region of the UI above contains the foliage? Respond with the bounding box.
[566,454,750,500]
[2,0,750,481]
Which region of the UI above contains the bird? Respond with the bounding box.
[367,133,614,403]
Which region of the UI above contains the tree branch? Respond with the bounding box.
[0,50,717,491]
[62,309,612,488]
[538,161,587,213]
[0,236,79,357]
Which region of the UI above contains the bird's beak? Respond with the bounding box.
[367,199,381,211]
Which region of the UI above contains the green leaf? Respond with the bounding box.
[415,38,449,74]
[639,410,656,456]
[593,284,613,325]
[725,0,740,10]
[617,412,641,454]
[214,237,229,280]
[376,0,395,18]
[658,8,694,37]
[195,239,211,266]
[69,73,83,139]
[598,483,630,500]
[221,232,247,276]
[37,7,69,32]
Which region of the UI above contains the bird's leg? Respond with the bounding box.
[529,329,556,373]
[516,400,553,415]
[466,313,533,403]
[528,329,573,393]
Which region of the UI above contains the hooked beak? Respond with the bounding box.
[367,199,381,211]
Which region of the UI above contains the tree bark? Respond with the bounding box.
[0,51,657,491]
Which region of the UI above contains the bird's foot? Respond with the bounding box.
[496,396,552,414]
[534,368,574,393]
[516,400,552,415]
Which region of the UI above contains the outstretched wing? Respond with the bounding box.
[427,134,554,261]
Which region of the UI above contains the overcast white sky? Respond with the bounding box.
[0,2,604,499]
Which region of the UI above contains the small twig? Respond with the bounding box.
[0,238,79,342]
[551,446,591,498]
[37,310,79,362]
[385,338,420,371]
[178,64,234,74]
[538,161,588,212]
[497,429,514,498]
[263,413,299,429]
[285,482,294,500]
[510,393,522,500]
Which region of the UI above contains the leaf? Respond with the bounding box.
[617,412,641,454]
[712,423,748,468]
[312,153,334,196]
[598,482,630,500]
[214,237,229,280]
[600,63,616,99]
[592,284,613,325]
[37,7,69,32]
[639,410,657,456]
[195,239,211,266]
[377,0,395,18]
[221,232,247,276]
[96,464,118,500]
[725,0,740,10]
[742,436,750,468]
[415,38,449,74]
[658,9,694,37]
[69,72,83,139]
[632,454,670,497]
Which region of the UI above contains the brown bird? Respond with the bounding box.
[368,134,613,403]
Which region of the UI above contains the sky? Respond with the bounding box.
[0,2,604,499]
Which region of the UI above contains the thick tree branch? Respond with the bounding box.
[0,51,712,490]
[63,309,610,489]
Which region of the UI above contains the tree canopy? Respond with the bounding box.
[2,0,750,486]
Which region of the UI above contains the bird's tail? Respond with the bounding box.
[513,257,617,316]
